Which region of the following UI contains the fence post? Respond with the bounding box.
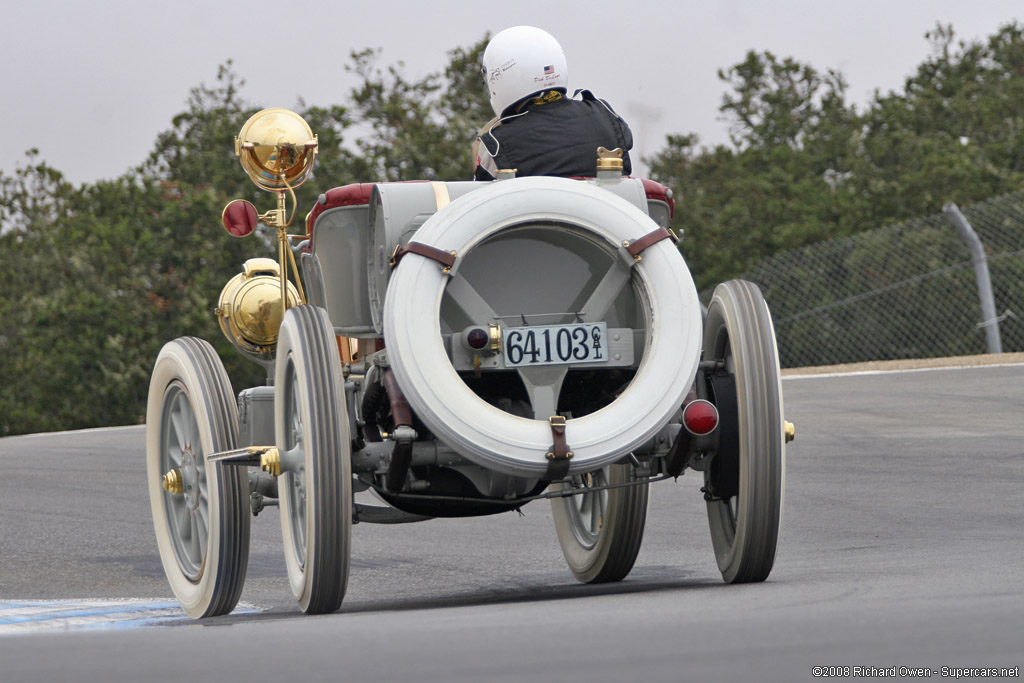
[943,202,1002,354]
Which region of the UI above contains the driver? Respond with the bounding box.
[474,26,634,180]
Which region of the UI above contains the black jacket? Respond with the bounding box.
[475,91,633,180]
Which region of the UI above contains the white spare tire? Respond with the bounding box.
[383,176,701,477]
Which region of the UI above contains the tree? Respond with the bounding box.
[0,159,180,432]
[345,37,491,181]
[650,22,1024,292]
[718,50,851,151]
[0,38,494,436]
[858,23,1024,217]
[6,24,1022,434]
[649,50,863,289]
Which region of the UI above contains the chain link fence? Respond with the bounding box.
[723,191,1024,368]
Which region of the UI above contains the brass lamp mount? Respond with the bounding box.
[221,108,320,313]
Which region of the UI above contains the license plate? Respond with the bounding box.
[503,322,608,368]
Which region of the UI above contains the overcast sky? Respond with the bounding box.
[3,0,1020,185]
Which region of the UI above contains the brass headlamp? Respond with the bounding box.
[216,258,300,362]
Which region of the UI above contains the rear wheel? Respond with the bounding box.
[702,280,785,583]
[551,464,648,583]
[147,337,250,618]
[276,305,352,614]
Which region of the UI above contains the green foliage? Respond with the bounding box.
[0,40,489,435]
[1,159,175,431]
[344,37,490,181]
[651,22,1024,292]
[3,24,1024,433]
[718,50,851,150]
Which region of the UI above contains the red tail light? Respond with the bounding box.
[466,328,489,349]
[683,399,719,436]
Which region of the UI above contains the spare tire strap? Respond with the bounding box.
[390,242,457,272]
[624,227,678,262]
[544,415,573,481]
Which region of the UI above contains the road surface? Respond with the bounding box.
[1,362,1022,681]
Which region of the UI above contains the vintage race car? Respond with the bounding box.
[146,108,791,617]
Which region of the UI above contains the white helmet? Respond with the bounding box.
[481,26,568,117]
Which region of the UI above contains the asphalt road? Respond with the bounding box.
[1,363,1022,682]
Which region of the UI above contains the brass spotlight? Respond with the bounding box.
[235,108,318,193]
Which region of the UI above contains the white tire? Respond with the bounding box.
[276,305,352,613]
[147,337,250,618]
[383,176,701,477]
[702,280,785,583]
[551,464,648,583]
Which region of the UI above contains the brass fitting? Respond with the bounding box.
[162,468,183,495]
[596,147,624,172]
[784,421,796,443]
[488,323,502,353]
[260,448,282,476]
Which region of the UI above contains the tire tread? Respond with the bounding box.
[703,280,784,584]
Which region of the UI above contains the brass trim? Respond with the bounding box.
[260,448,282,476]
[235,109,317,192]
[285,234,307,304]
[242,258,279,278]
[488,323,501,353]
[596,147,624,171]
[784,421,796,443]
[162,468,183,495]
[443,251,457,275]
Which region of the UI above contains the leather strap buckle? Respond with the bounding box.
[390,242,458,273]
[622,227,678,263]
[544,415,573,481]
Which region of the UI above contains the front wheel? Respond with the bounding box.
[276,305,352,614]
[146,337,250,618]
[551,464,649,583]
[702,280,785,583]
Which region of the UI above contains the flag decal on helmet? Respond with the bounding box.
[543,65,554,75]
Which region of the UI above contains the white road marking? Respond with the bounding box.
[0,599,259,635]
[782,361,1024,381]
[3,424,144,440]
